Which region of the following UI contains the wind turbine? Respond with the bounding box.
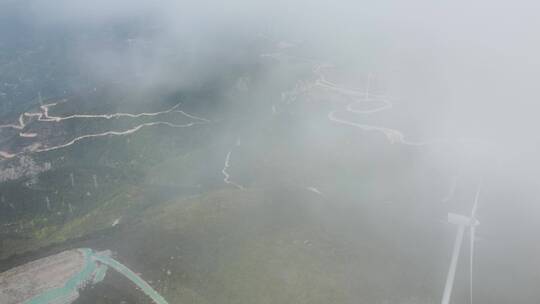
[441,186,481,304]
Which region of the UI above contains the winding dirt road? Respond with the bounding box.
[0,100,210,159]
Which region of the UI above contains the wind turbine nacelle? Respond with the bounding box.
[448,213,480,227]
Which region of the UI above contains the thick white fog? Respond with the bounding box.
[1,0,540,303]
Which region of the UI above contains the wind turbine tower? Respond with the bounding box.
[441,186,481,304]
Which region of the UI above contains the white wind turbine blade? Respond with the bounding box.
[470,224,476,304]
[442,225,466,304]
[469,185,481,304]
[471,185,481,219]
